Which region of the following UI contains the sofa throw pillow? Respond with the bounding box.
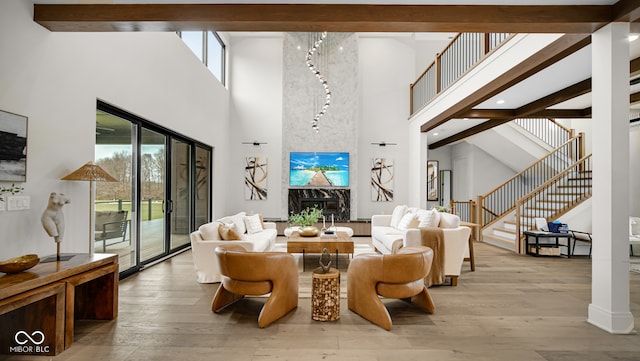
[396,212,417,231]
[417,209,434,228]
[390,205,408,228]
[199,222,221,240]
[218,224,242,240]
[244,214,263,234]
[230,212,247,234]
[438,212,461,229]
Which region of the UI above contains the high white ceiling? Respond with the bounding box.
[33,0,637,146]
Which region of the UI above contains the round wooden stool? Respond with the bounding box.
[311,267,340,321]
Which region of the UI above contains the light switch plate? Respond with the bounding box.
[7,195,30,211]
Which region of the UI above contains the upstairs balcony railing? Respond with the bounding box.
[477,133,585,229]
[410,32,512,115]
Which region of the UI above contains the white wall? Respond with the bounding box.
[226,33,421,220]
[227,34,283,218]
[358,37,416,217]
[0,0,229,259]
[451,142,516,201]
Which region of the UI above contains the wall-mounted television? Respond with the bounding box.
[290,152,349,187]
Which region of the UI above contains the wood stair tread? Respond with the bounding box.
[494,227,516,234]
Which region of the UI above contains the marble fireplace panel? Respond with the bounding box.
[288,189,350,221]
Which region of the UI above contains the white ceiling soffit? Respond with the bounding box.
[475,45,592,110]
[428,118,488,139]
[549,93,592,110]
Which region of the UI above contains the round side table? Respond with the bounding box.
[311,267,340,321]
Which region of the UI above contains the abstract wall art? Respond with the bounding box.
[0,109,27,182]
[371,158,394,202]
[245,156,268,200]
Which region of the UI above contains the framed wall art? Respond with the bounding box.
[371,158,394,202]
[427,160,438,202]
[245,156,267,200]
[0,109,27,182]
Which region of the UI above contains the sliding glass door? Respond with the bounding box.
[169,138,192,250]
[140,128,167,263]
[96,101,211,276]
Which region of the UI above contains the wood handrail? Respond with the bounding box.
[514,154,592,253]
[548,118,573,135]
[479,134,583,199]
[409,32,514,115]
[517,154,591,205]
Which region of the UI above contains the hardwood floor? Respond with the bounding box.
[9,240,640,361]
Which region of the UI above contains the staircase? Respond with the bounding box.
[484,165,592,251]
[476,129,590,253]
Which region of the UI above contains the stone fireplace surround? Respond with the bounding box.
[288,189,350,221]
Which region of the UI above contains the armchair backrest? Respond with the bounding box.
[215,244,297,282]
[351,246,433,284]
[382,246,433,283]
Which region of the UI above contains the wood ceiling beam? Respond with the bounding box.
[459,109,515,119]
[421,33,592,132]
[33,4,613,33]
[513,78,592,117]
[459,107,592,120]
[429,107,592,149]
[457,79,591,120]
[531,109,591,118]
[631,56,640,77]
[429,119,507,150]
[613,0,640,23]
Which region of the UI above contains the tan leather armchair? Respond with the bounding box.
[211,244,298,328]
[347,246,435,330]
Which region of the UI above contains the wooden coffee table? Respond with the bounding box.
[287,231,355,271]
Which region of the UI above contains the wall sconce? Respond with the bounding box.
[371,141,397,147]
[242,141,267,146]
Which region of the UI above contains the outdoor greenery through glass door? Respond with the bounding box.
[95,104,212,275]
[140,128,167,262]
[95,110,136,271]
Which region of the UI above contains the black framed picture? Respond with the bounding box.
[0,109,27,182]
[427,160,438,201]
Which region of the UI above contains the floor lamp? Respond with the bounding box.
[61,161,117,255]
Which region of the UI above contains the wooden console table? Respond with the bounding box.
[0,253,118,356]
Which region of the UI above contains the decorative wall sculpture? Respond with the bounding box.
[245,157,268,200]
[371,158,394,202]
[0,109,27,182]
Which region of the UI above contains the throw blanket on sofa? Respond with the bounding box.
[419,227,445,287]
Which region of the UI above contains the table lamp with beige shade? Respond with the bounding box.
[61,161,117,255]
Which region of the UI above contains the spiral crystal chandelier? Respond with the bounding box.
[305,32,331,133]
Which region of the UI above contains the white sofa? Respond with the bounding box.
[371,206,471,285]
[189,212,277,283]
[630,216,640,256]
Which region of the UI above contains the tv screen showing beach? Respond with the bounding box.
[289,152,349,187]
